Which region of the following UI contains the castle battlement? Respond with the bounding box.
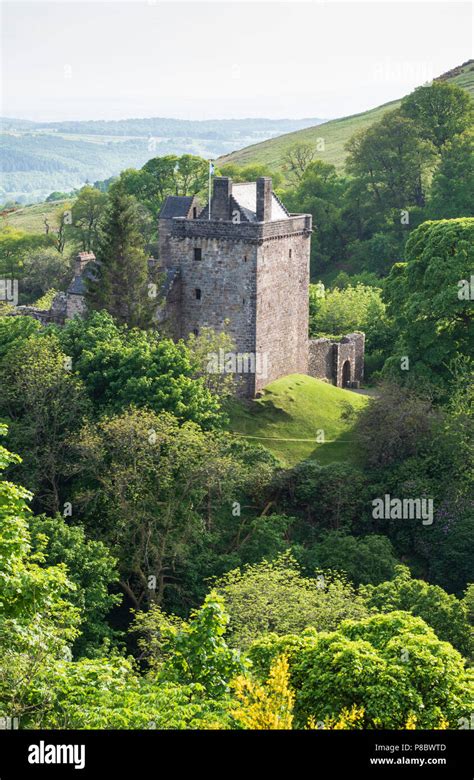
[169,214,312,243]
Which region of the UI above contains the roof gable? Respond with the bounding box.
[159,196,195,219]
[231,182,290,222]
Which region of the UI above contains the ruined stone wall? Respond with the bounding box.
[255,231,310,393]
[334,333,365,387]
[8,292,67,326]
[308,338,334,382]
[334,339,355,387]
[308,332,365,387]
[65,294,87,321]
[350,332,365,382]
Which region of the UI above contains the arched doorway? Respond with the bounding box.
[342,360,352,387]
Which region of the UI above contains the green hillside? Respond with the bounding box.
[218,60,474,173]
[227,374,369,467]
[2,198,72,233]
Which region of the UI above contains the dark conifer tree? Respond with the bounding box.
[86,183,156,329]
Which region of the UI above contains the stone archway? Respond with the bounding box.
[341,359,352,388]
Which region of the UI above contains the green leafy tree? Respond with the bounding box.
[120,154,209,218]
[361,565,472,658]
[73,408,260,608]
[46,191,71,202]
[0,333,90,512]
[346,111,434,211]
[0,425,81,722]
[56,311,223,428]
[280,461,367,533]
[353,382,436,469]
[463,584,474,630]
[429,130,474,218]
[0,315,40,364]
[214,553,368,649]
[186,326,237,400]
[173,154,209,196]
[248,612,473,728]
[383,218,474,389]
[28,514,122,657]
[282,143,317,184]
[304,532,397,586]
[0,226,53,281]
[400,81,474,151]
[70,185,108,252]
[309,282,389,353]
[132,591,245,697]
[19,247,71,303]
[285,161,346,274]
[32,655,228,729]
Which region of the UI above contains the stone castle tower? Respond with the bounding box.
[158,176,312,395]
[8,175,364,396]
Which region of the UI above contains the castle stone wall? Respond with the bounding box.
[165,233,258,395]
[255,232,310,393]
[158,218,175,269]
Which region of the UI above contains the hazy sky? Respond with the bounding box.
[1,1,472,121]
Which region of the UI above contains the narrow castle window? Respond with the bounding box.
[195,288,201,300]
[289,248,292,259]
[244,255,247,262]
[194,248,202,261]
[192,207,197,219]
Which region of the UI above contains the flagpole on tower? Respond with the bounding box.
[208,160,214,220]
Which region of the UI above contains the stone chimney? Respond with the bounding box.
[211,177,232,220]
[74,251,95,276]
[256,177,272,222]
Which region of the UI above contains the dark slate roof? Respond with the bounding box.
[159,196,194,219]
[67,264,97,296]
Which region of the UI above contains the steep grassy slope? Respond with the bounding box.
[218,61,474,174]
[227,374,369,467]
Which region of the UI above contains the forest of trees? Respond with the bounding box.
[0,81,473,731]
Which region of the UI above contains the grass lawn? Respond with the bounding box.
[227,373,369,467]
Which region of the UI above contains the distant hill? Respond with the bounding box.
[0,116,323,204]
[228,374,368,467]
[218,60,474,174]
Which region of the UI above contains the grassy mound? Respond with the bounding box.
[227,374,369,467]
